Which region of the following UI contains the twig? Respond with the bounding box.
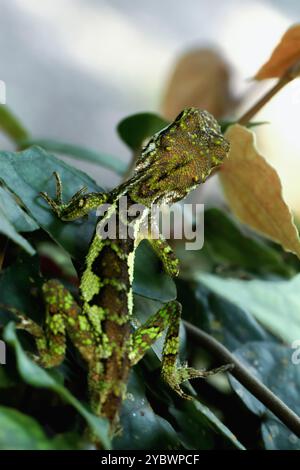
[238,76,292,126]
[237,63,300,126]
[183,320,300,438]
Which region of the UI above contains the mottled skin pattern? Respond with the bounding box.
[13,108,230,441]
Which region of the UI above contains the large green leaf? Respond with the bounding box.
[0,186,39,256]
[0,406,79,450]
[114,370,180,450]
[0,187,38,233]
[0,208,35,255]
[117,112,169,151]
[3,322,111,449]
[198,273,300,343]
[204,208,292,277]
[0,146,103,259]
[169,398,245,450]
[20,139,127,176]
[0,255,43,324]
[229,341,300,450]
[0,406,54,450]
[168,403,214,450]
[178,281,272,351]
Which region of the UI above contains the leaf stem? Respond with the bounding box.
[184,320,300,438]
[238,77,292,126]
[237,63,300,126]
[0,106,30,144]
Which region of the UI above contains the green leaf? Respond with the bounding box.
[0,106,29,144]
[0,187,38,232]
[20,139,127,176]
[168,398,245,450]
[178,281,272,351]
[0,146,103,259]
[0,406,54,449]
[3,322,111,449]
[220,120,269,133]
[204,208,292,277]
[0,407,80,449]
[37,242,76,277]
[198,273,300,343]
[0,255,43,324]
[133,240,177,302]
[117,112,169,151]
[229,341,300,449]
[168,403,214,449]
[188,399,245,449]
[113,370,180,450]
[0,185,38,255]
[0,207,35,255]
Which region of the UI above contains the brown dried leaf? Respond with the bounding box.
[255,24,300,79]
[161,48,237,120]
[220,124,300,258]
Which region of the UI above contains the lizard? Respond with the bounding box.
[9,108,231,442]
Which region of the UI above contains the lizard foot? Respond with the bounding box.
[162,363,234,399]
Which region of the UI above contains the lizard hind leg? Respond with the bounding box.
[0,280,68,368]
[2,279,83,369]
[130,301,232,399]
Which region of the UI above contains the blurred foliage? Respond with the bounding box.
[117,112,169,152]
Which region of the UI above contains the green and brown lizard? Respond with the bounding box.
[9,108,230,440]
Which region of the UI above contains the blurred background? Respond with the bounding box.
[0,0,300,212]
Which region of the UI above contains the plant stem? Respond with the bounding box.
[184,320,300,438]
[238,76,292,126]
[237,62,300,126]
[0,105,29,144]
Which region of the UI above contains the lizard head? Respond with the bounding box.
[129,107,230,206]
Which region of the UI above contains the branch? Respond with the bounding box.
[237,63,300,126]
[237,76,291,126]
[183,320,300,438]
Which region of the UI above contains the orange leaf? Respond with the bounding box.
[220,124,300,258]
[161,48,237,120]
[255,24,300,79]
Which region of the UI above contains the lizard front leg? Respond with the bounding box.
[40,172,108,221]
[139,216,180,277]
[148,235,180,277]
[130,301,232,399]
